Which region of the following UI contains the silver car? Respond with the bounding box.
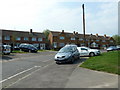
[55,45,80,64]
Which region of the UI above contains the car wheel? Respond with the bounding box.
[70,57,74,64]
[89,52,95,57]
[77,56,80,60]
[28,50,31,53]
[56,62,61,65]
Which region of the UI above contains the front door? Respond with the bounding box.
[40,44,45,50]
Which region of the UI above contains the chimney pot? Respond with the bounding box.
[76,32,78,34]
[104,34,106,37]
[62,30,64,33]
[30,29,32,33]
[96,33,98,37]
[73,31,75,34]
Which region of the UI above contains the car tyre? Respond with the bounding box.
[56,62,61,65]
[77,56,80,60]
[28,50,31,53]
[89,52,95,57]
[70,57,74,64]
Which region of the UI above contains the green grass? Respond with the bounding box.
[12,50,28,53]
[80,51,119,75]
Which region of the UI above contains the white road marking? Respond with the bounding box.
[0,66,41,83]
[5,62,55,88]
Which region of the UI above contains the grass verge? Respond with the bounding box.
[80,51,119,75]
[12,50,28,53]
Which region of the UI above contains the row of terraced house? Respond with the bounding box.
[1,29,115,50]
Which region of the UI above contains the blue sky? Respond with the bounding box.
[0,0,118,36]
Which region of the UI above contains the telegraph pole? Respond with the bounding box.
[82,4,86,46]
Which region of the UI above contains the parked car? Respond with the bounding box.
[77,47,100,57]
[14,46,20,50]
[106,46,118,52]
[19,43,38,53]
[54,45,80,64]
[116,45,120,50]
[2,45,11,55]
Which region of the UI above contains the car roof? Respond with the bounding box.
[3,45,11,47]
[77,46,88,48]
[65,44,77,47]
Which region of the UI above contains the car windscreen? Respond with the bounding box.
[58,46,73,53]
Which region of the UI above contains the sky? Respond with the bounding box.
[0,0,118,36]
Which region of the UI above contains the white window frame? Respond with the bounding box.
[71,37,75,40]
[38,38,42,41]
[79,38,83,41]
[32,37,36,41]
[4,36,10,40]
[16,37,21,41]
[24,37,29,41]
[59,36,65,40]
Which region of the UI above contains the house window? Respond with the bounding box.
[38,38,42,41]
[79,38,83,41]
[59,36,65,40]
[110,40,113,42]
[24,37,29,41]
[53,42,57,48]
[16,37,21,41]
[96,40,99,42]
[71,37,75,40]
[102,40,106,42]
[32,37,36,41]
[102,45,106,47]
[59,43,65,47]
[4,36,10,40]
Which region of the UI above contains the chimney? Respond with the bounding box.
[104,34,106,37]
[73,31,75,34]
[96,33,98,37]
[62,30,64,33]
[30,29,32,33]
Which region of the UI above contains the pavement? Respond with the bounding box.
[65,66,118,88]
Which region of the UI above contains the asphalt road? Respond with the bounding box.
[1,51,86,88]
[1,51,118,88]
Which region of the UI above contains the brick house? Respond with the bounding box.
[48,30,115,49]
[1,29,46,49]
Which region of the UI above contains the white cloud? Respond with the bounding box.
[86,2,118,36]
[0,1,118,36]
[0,0,57,30]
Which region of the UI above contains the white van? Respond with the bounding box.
[2,45,11,55]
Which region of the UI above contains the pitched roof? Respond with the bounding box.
[1,29,45,38]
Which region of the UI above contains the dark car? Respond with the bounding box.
[54,45,80,64]
[19,44,38,53]
[106,46,118,52]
